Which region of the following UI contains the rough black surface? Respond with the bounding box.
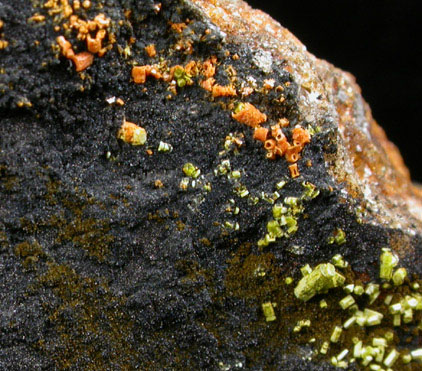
[1,1,421,370]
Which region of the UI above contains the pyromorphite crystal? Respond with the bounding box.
[267,220,282,238]
[262,302,276,322]
[392,267,407,286]
[380,248,399,280]
[294,263,345,302]
[182,162,201,178]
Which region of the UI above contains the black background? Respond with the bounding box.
[247,0,421,182]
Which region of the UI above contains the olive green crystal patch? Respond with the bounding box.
[294,263,345,302]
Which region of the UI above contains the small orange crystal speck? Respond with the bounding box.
[232,103,267,128]
[71,52,94,72]
[145,44,157,57]
[289,164,300,178]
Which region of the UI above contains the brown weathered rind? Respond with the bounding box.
[188,0,422,232]
[317,61,422,231]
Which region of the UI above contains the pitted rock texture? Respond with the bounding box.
[1,0,421,370]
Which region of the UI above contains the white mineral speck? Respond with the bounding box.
[253,50,273,73]
[106,96,116,104]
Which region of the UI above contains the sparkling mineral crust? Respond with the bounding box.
[1,0,421,370]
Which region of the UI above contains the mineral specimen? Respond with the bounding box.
[1,0,422,369]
